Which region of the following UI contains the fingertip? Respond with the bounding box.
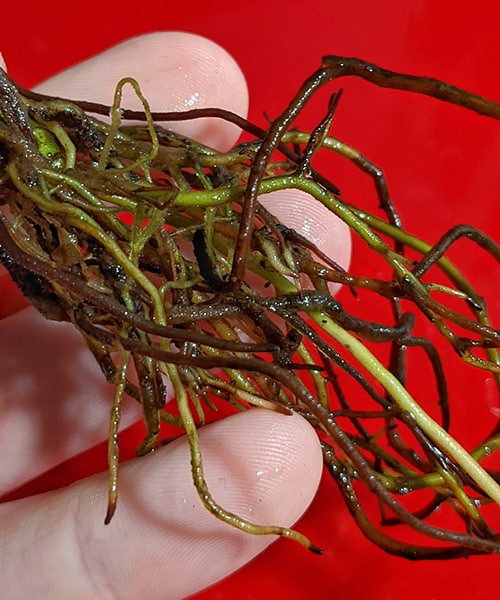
[0,52,6,72]
[198,409,324,525]
[260,188,352,294]
[35,31,249,151]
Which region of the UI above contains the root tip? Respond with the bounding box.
[309,543,324,555]
[104,503,116,525]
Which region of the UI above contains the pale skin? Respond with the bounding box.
[0,32,351,599]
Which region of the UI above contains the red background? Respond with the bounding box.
[1,1,500,598]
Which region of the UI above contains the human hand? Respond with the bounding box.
[0,32,350,599]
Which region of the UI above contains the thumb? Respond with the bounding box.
[0,409,322,600]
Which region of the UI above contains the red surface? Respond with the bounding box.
[2,1,500,598]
